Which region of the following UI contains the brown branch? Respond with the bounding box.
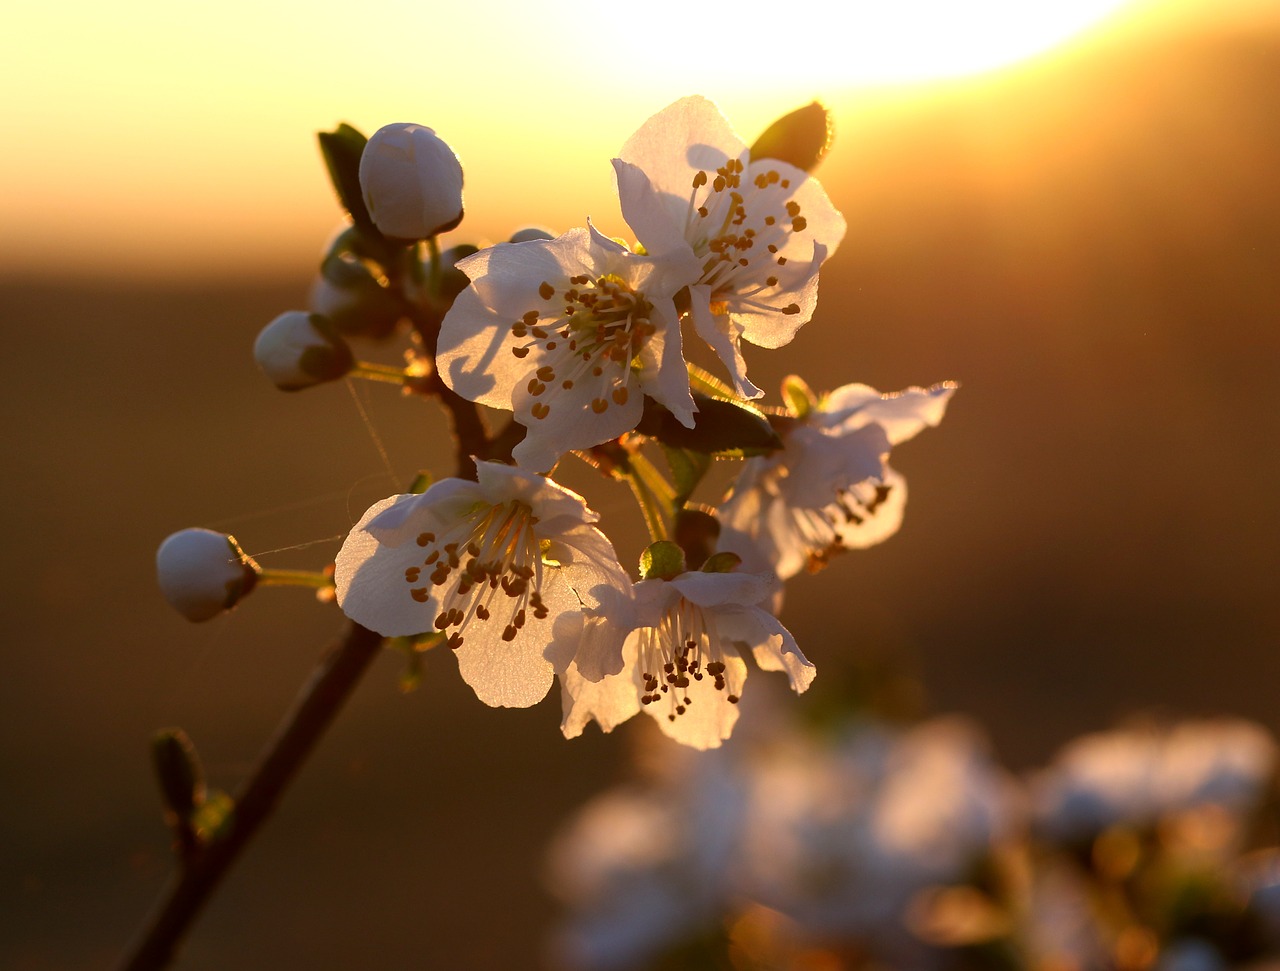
[116,620,385,971]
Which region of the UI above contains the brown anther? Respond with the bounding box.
[410,587,430,603]
[531,402,550,420]
[792,216,807,232]
[527,378,546,395]
[612,387,629,405]
[502,625,518,642]
[416,532,435,546]
[781,303,801,315]
[538,282,555,300]
[511,346,530,358]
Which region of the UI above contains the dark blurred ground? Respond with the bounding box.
[2,18,1279,971]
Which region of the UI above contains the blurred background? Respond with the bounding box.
[2,0,1278,967]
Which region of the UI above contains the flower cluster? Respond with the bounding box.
[548,711,1280,971]
[158,95,954,750]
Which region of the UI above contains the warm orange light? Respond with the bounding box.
[0,0,1199,279]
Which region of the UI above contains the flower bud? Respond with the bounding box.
[430,242,481,304]
[310,254,403,339]
[508,226,555,243]
[359,123,464,240]
[253,311,354,391]
[156,528,260,622]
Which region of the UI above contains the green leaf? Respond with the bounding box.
[638,394,782,457]
[781,374,818,418]
[748,102,833,173]
[661,445,712,508]
[317,124,380,236]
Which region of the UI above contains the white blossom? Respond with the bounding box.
[549,570,813,750]
[1030,718,1278,842]
[437,224,704,473]
[546,750,745,970]
[614,96,847,398]
[720,381,956,579]
[334,461,628,708]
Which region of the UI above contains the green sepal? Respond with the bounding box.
[749,101,833,173]
[432,243,481,304]
[407,471,434,495]
[297,314,355,383]
[637,394,782,457]
[701,551,741,574]
[661,444,712,508]
[317,124,381,238]
[151,728,205,819]
[387,630,446,692]
[781,374,818,418]
[640,541,686,581]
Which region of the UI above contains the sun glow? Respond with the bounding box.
[0,0,1147,277]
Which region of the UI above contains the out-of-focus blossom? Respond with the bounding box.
[720,381,956,579]
[437,224,703,473]
[614,96,847,399]
[1030,719,1277,843]
[156,528,260,622]
[740,717,1019,962]
[550,569,813,750]
[546,749,745,970]
[334,461,628,708]
[359,122,464,240]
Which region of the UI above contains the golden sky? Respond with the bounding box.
[1,0,1273,279]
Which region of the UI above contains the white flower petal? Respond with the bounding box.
[689,285,763,400]
[825,382,957,445]
[335,494,442,636]
[720,606,815,694]
[440,228,697,471]
[645,648,746,751]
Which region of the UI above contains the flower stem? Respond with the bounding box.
[115,621,384,971]
[350,360,411,384]
[255,568,333,589]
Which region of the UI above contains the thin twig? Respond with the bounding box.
[116,621,384,971]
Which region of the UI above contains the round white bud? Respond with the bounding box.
[359,123,464,240]
[508,226,555,243]
[156,528,260,622]
[253,311,354,391]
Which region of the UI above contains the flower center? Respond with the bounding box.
[683,159,807,319]
[401,500,549,648]
[637,595,739,721]
[509,273,656,420]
